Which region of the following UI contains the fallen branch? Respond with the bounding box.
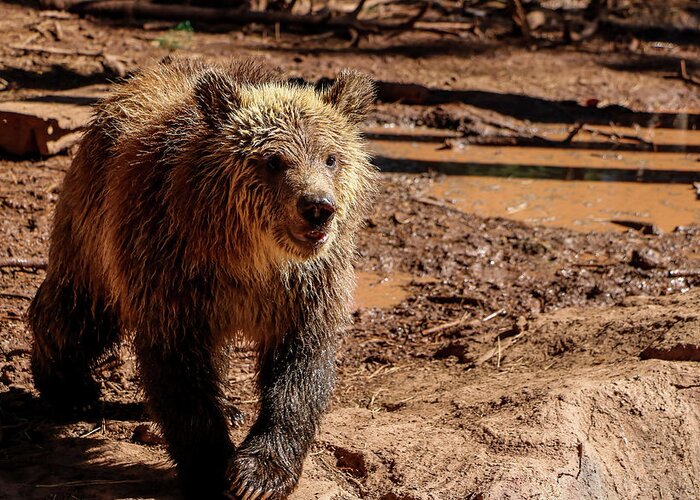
[9,43,102,57]
[582,124,655,150]
[0,258,47,270]
[40,0,434,39]
[465,113,655,151]
[0,291,33,300]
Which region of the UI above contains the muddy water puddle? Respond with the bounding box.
[353,271,413,310]
[431,177,699,233]
[368,126,700,233]
[371,139,700,177]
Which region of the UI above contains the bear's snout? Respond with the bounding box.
[297,194,336,228]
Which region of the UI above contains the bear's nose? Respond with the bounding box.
[297,194,336,227]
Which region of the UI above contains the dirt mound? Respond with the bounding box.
[294,292,700,499]
[2,292,699,499]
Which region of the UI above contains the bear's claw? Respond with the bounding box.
[225,476,272,500]
[225,447,298,500]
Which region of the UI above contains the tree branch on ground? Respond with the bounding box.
[40,0,438,43]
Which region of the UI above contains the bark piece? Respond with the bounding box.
[0,100,92,156]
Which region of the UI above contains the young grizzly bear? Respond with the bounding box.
[28,57,377,499]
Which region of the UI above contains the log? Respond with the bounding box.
[40,0,430,35]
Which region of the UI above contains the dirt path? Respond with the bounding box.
[2,1,700,499]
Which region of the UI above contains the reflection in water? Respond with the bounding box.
[371,140,700,182]
[367,125,700,233]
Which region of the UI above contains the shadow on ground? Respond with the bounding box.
[0,387,178,500]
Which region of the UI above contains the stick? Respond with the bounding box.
[0,292,33,300]
[79,424,103,438]
[508,0,531,41]
[678,60,700,87]
[422,315,470,336]
[584,124,654,149]
[35,479,143,488]
[9,44,102,57]
[0,315,23,321]
[669,269,700,278]
[482,308,506,322]
[0,258,47,270]
[410,196,463,213]
[350,0,368,18]
[476,325,521,367]
[560,123,583,145]
[496,335,501,369]
[423,308,504,336]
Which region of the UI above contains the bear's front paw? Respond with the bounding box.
[225,446,299,500]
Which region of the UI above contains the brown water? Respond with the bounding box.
[431,176,698,232]
[353,271,412,310]
[370,139,700,172]
[367,125,700,233]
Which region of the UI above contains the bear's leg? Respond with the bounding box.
[227,329,337,499]
[29,276,121,411]
[135,328,233,499]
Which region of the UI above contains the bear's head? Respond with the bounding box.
[193,67,377,265]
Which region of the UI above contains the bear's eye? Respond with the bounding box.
[325,155,337,168]
[266,155,283,172]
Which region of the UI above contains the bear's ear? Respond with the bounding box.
[193,69,240,128]
[320,70,375,124]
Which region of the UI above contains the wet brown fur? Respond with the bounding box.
[28,57,377,499]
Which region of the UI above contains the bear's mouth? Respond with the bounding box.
[288,228,330,249]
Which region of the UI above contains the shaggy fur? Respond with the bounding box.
[28,57,377,499]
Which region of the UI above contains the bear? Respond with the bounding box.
[27,57,377,499]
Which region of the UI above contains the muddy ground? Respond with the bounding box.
[2,1,700,498]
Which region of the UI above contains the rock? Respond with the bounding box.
[526,10,548,31]
[629,248,666,270]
